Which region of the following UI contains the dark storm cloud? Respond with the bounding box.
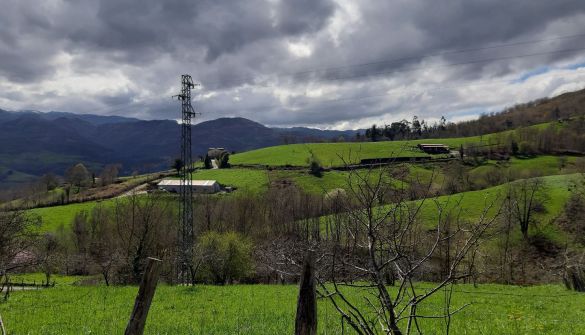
[1,0,585,127]
[276,0,335,35]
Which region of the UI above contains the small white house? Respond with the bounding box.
[158,179,221,194]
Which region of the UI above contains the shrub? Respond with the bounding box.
[518,141,537,155]
[196,231,254,284]
[204,155,212,169]
[218,152,230,168]
[307,151,323,177]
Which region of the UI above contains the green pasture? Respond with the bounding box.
[190,168,270,194]
[190,168,405,196]
[2,280,584,334]
[229,136,493,167]
[319,173,580,247]
[29,200,110,232]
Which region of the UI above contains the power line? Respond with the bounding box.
[200,69,585,116]
[204,32,585,88]
[241,46,585,88]
[39,36,585,119]
[66,49,585,122]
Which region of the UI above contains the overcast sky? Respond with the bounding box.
[2,0,585,129]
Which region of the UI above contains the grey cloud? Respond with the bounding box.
[276,0,335,35]
[1,0,585,128]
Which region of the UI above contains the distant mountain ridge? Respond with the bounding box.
[0,109,359,186]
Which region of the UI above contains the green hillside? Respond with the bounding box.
[416,174,575,222]
[329,173,580,246]
[229,136,490,167]
[30,200,108,232]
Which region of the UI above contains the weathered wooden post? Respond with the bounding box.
[0,311,6,335]
[295,250,317,335]
[125,257,162,335]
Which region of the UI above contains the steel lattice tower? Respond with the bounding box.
[174,74,198,284]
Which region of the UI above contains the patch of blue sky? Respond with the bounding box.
[510,60,585,84]
[448,107,492,121]
[564,61,585,70]
[512,66,550,83]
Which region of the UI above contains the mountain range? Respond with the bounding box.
[0,109,357,186]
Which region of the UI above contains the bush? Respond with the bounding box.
[196,231,254,284]
[204,155,212,169]
[307,151,323,177]
[518,141,537,155]
[218,152,230,169]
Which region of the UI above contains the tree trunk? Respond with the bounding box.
[564,265,585,292]
[295,250,317,335]
[0,310,6,335]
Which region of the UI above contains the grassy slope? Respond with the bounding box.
[190,168,402,195]
[30,170,578,233]
[396,174,577,245]
[29,200,107,232]
[229,133,504,167]
[469,155,577,179]
[2,281,584,334]
[318,173,578,248]
[190,169,269,194]
[229,119,579,168]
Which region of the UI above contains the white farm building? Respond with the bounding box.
[157,179,221,194]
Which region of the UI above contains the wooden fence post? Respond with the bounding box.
[295,250,317,335]
[125,257,162,335]
[0,311,6,335]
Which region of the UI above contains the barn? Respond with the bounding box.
[417,144,450,154]
[157,179,221,194]
[208,147,228,159]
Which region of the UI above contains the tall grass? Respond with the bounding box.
[2,282,584,334]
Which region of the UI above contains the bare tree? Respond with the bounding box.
[112,194,175,284]
[39,172,60,191]
[508,178,546,239]
[317,166,499,334]
[88,205,121,286]
[99,164,121,187]
[0,211,40,294]
[36,232,59,284]
[66,163,91,191]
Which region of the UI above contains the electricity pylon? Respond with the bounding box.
[173,74,199,284]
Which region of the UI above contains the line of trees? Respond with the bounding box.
[360,115,448,142]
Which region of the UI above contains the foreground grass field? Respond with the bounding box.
[2,280,584,334]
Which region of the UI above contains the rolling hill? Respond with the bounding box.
[0,110,359,187]
[4,85,585,187]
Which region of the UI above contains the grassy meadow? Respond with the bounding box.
[2,280,584,334]
[229,137,465,167]
[29,200,106,232]
[190,168,270,194]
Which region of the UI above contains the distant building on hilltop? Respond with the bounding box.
[157,179,221,194]
[417,144,450,154]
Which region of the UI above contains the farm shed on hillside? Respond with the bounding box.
[417,144,450,154]
[157,179,221,194]
[208,147,228,159]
